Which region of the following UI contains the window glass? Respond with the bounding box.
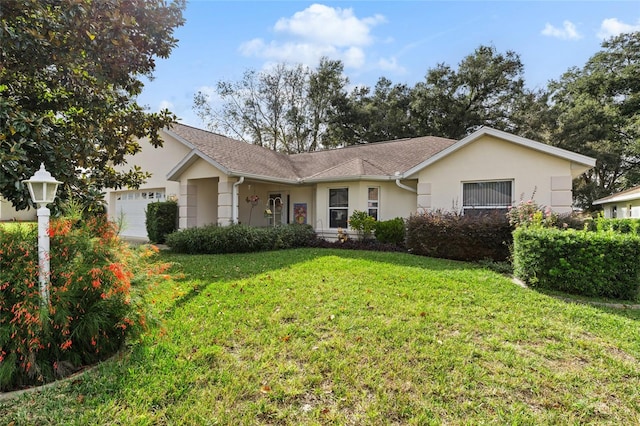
[367,187,380,220]
[329,188,348,228]
[462,180,512,214]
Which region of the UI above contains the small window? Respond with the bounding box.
[329,188,348,228]
[141,192,147,199]
[612,206,617,218]
[367,187,379,220]
[462,180,513,215]
[148,192,155,199]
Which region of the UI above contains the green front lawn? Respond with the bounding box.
[1,248,639,424]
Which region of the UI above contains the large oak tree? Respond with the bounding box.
[549,31,640,208]
[410,45,530,140]
[0,0,185,212]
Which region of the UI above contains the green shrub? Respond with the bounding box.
[348,210,376,240]
[373,217,405,245]
[145,200,178,243]
[0,217,163,391]
[165,224,317,254]
[591,217,640,235]
[513,227,640,300]
[406,210,511,261]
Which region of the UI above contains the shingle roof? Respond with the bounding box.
[290,136,457,180]
[166,123,458,182]
[167,123,299,180]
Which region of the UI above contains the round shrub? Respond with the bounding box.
[373,217,405,245]
[406,210,511,262]
[145,200,178,243]
[0,218,161,391]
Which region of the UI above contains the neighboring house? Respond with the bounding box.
[105,123,596,240]
[593,186,640,218]
[0,196,36,222]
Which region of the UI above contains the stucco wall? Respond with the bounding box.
[0,197,36,221]
[602,200,640,219]
[416,135,576,214]
[314,180,416,237]
[106,132,187,219]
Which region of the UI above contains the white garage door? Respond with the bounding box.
[114,189,166,239]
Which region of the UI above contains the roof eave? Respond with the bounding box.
[593,192,640,205]
[227,172,299,184]
[166,149,231,181]
[302,175,396,184]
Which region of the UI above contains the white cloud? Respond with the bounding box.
[541,20,582,40]
[273,4,385,47]
[597,18,640,40]
[158,100,174,111]
[239,4,388,71]
[377,57,406,74]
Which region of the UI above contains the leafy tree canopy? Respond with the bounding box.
[194,58,348,153]
[410,45,530,140]
[0,0,185,211]
[549,31,640,208]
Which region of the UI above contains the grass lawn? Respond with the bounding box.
[1,248,639,424]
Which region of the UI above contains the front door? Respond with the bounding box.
[267,193,287,226]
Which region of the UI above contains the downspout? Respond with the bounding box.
[394,173,416,193]
[232,176,244,224]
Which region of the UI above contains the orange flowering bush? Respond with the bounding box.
[0,217,164,391]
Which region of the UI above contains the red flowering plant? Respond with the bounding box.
[0,216,167,391]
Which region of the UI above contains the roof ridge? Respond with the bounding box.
[305,157,365,180]
[290,135,457,158]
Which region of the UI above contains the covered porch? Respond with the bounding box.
[177,174,315,229]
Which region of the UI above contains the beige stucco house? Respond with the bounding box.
[593,186,640,218]
[105,123,596,240]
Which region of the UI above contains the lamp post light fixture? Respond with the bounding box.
[23,163,62,307]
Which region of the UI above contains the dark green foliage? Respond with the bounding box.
[513,227,640,300]
[373,217,405,245]
[406,211,511,261]
[410,45,530,139]
[145,200,178,243]
[1,0,185,211]
[165,224,317,254]
[549,32,640,209]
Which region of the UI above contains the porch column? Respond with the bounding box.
[416,182,432,214]
[218,179,233,226]
[179,184,197,229]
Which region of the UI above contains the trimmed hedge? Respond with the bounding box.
[145,200,178,243]
[513,227,640,300]
[406,211,511,261]
[165,224,317,254]
[373,217,405,245]
[590,218,640,235]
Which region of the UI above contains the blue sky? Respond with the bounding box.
[137,1,640,128]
